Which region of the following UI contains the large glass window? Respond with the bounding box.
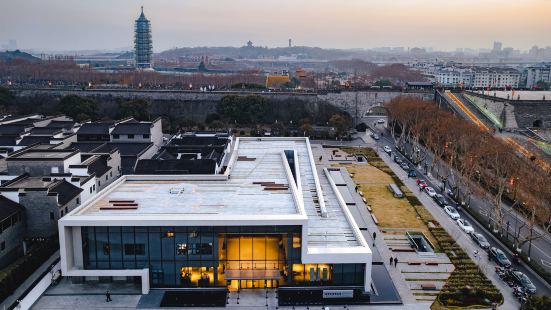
[82,226,302,288]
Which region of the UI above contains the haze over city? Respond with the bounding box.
[1,0,551,52]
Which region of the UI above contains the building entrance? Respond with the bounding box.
[219,234,286,289]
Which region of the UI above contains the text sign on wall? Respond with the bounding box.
[322,290,353,299]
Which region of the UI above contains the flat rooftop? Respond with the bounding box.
[8,149,78,160]
[67,137,366,249]
[82,180,296,216]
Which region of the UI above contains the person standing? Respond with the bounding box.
[394,257,398,267]
[389,256,393,267]
[106,290,112,302]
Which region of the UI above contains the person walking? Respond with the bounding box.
[106,290,112,302]
[394,257,398,267]
[372,231,377,246]
[389,256,393,267]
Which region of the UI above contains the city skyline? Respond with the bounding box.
[1,0,551,53]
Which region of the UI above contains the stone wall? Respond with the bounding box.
[13,89,433,124]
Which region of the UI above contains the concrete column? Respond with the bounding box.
[72,226,83,269]
[141,269,150,294]
[364,262,372,292]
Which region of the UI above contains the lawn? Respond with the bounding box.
[335,163,439,247]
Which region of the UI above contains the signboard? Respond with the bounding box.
[322,290,353,299]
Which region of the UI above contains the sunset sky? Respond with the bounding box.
[1,0,550,52]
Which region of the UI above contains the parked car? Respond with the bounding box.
[400,163,409,171]
[383,146,392,154]
[433,194,449,207]
[377,119,385,124]
[456,218,474,233]
[470,232,490,249]
[509,270,537,294]
[425,186,437,197]
[394,157,403,164]
[444,205,460,219]
[408,170,417,178]
[488,247,512,268]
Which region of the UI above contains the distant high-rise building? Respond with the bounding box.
[492,41,502,52]
[134,6,153,69]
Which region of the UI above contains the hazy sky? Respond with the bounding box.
[1,0,551,52]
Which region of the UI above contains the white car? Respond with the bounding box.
[456,218,474,233]
[424,186,436,197]
[444,205,460,220]
[377,119,385,124]
[383,146,392,154]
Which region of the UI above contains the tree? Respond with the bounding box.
[521,294,551,310]
[535,80,550,90]
[216,94,268,125]
[117,99,151,121]
[0,87,14,106]
[57,95,98,120]
[329,114,350,136]
[205,113,221,124]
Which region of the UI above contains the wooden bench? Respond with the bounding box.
[371,214,379,225]
[425,262,439,266]
[366,205,372,212]
[421,283,436,291]
[237,156,256,161]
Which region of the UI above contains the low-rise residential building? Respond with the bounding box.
[137,131,232,175]
[110,118,163,148]
[525,64,551,89]
[0,196,25,268]
[0,175,82,237]
[6,148,81,176]
[471,67,520,89]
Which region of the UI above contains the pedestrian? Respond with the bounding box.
[394,257,398,267]
[106,290,112,302]
[319,155,322,161]
[389,256,393,267]
[372,231,377,241]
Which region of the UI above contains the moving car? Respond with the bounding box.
[383,146,392,154]
[444,205,460,219]
[377,119,385,124]
[433,194,449,207]
[424,186,437,197]
[456,218,474,233]
[470,232,490,249]
[371,133,380,140]
[509,270,537,294]
[416,178,428,189]
[488,247,512,268]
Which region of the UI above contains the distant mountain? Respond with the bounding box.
[0,50,40,62]
[156,46,375,61]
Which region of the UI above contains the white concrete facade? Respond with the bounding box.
[58,137,372,294]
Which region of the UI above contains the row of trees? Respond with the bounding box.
[386,96,551,253]
[0,59,265,90]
